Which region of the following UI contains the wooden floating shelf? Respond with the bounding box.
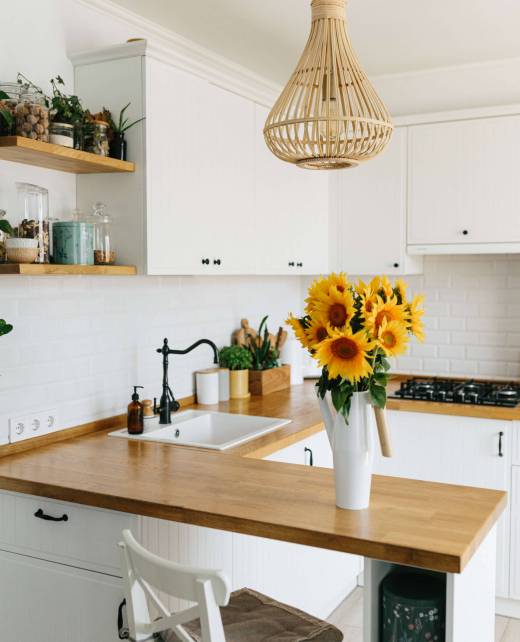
[0,136,135,174]
[0,264,137,276]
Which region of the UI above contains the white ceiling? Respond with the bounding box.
[112,0,520,83]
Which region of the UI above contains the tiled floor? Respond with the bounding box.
[327,587,519,641]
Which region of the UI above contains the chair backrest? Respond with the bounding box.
[119,529,231,642]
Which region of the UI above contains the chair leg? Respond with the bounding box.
[195,579,226,642]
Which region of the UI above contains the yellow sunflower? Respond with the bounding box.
[408,295,425,342]
[316,328,375,382]
[365,295,408,338]
[394,278,408,304]
[359,287,378,318]
[378,319,409,357]
[286,314,310,349]
[305,272,349,314]
[313,286,355,330]
[305,317,330,349]
[379,275,394,299]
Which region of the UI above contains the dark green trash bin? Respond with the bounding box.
[381,571,445,642]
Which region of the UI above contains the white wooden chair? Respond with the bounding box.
[119,529,343,642]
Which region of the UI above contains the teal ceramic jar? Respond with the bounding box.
[52,221,94,265]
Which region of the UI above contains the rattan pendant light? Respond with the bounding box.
[264,0,393,170]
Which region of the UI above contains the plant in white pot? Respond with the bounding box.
[287,273,425,510]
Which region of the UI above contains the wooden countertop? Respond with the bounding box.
[0,381,506,574]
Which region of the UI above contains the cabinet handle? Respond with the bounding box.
[34,508,69,522]
[297,262,303,267]
[393,262,399,268]
[304,447,314,466]
[498,431,504,458]
[201,258,210,265]
[118,599,129,639]
[213,259,221,266]
[462,229,469,236]
[288,261,295,267]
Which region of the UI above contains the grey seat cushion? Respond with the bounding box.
[161,587,343,642]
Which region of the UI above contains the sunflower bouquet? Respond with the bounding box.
[286,273,424,420]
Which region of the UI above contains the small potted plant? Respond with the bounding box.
[219,345,252,400]
[246,316,291,395]
[47,76,84,148]
[107,103,145,161]
[0,91,15,136]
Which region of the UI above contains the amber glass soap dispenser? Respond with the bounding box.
[128,386,144,435]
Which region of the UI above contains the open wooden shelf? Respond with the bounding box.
[0,264,137,276]
[0,136,135,174]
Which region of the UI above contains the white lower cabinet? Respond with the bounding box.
[510,466,520,600]
[0,550,123,642]
[374,411,512,598]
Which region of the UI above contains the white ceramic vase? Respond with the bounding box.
[319,391,375,510]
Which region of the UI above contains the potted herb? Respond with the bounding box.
[0,91,15,136]
[219,345,252,399]
[47,76,84,148]
[107,103,145,161]
[246,316,291,395]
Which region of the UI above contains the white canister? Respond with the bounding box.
[280,338,304,385]
[196,368,219,405]
[218,368,230,402]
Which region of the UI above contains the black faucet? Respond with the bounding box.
[154,337,219,425]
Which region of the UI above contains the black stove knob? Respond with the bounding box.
[437,390,446,401]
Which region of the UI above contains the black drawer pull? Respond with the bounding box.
[34,508,69,522]
[498,431,504,458]
[304,447,314,467]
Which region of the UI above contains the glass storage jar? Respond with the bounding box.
[15,89,49,142]
[83,120,109,156]
[15,182,50,263]
[49,122,74,148]
[93,203,116,265]
[0,81,21,137]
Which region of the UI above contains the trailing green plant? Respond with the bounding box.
[247,316,280,371]
[0,319,13,337]
[48,76,84,124]
[219,345,252,371]
[0,91,14,131]
[107,102,145,135]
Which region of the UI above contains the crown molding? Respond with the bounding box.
[72,0,281,107]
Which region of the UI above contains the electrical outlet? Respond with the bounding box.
[9,408,59,443]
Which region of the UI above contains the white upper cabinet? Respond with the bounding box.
[331,128,422,275]
[75,42,328,276]
[146,58,255,275]
[254,105,329,276]
[408,115,520,253]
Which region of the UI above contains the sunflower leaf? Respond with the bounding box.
[369,383,387,409]
[379,356,391,371]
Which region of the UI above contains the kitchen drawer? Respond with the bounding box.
[512,422,520,466]
[0,491,137,574]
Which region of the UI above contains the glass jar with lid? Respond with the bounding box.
[93,203,116,265]
[14,182,50,263]
[14,88,49,142]
[83,120,109,156]
[49,122,74,148]
[52,209,94,265]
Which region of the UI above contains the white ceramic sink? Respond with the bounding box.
[108,410,291,451]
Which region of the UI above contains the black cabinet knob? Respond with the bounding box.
[393,262,399,268]
[201,258,210,265]
[213,259,221,266]
[462,229,469,235]
[297,262,303,267]
[288,261,295,267]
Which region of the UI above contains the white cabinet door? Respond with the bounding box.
[0,550,123,642]
[332,127,422,276]
[509,466,520,599]
[374,410,511,598]
[232,431,360,619]
[254,105,329,276]
[146,59,255,275]
[408,116,520,246]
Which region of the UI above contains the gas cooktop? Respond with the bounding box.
[390,377,520,407]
